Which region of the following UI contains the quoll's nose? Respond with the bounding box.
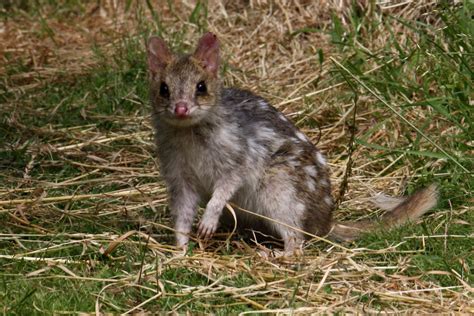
[174,102,189,118]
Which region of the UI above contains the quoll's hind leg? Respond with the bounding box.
[279,228,305,256]
[251,166,309,256]
[255,227,305,258]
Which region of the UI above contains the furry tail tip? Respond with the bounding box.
[329,184,438,242]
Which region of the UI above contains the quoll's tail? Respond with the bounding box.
[329,184,438,242]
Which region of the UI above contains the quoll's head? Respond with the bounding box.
[147,32,220,127]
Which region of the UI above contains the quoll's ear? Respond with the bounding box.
[147,36,173,76]
[193,32,220,76]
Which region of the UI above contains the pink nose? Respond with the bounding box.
[174,102,189,118]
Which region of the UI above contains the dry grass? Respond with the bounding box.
[0,0,472,314]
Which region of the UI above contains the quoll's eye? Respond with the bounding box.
[159,82,170,98]
[196,81,207,96]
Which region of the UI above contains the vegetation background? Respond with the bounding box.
[0,0,472,314]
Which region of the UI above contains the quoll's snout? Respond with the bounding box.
[174,101,189,118]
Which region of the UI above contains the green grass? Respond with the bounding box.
[358,210,473,287]
[0,1,472,314]
[328,1,472,205]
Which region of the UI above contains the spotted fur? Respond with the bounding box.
[147,33,438,255]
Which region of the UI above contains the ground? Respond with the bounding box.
[0,1,472,314]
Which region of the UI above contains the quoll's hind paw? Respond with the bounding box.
[279,246,304,258]
[197,215,219,239]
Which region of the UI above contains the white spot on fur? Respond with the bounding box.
[324,196,333,205]
[303,165,317,177]
[320,179,329,187]
[216,125,239,148]
[306,179,316,191]
[246,138,267,166]
[288,156,300,168]
[316,152,326,166]
[258,100,268,108]
[256,126,277,141]
[291,137,300,144]
[278,113,288,122]
[255,126,286,153]
[295,131,307,142]
[295,202,306,213]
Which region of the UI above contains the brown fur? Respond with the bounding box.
[329,184,439,241]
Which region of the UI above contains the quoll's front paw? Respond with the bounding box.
[173,244,188,257]
[197,215,219,239]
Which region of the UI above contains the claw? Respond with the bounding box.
[197,223,206,239]
[197,217,218,239]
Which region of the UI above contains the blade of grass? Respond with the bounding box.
[330,57,469,173]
